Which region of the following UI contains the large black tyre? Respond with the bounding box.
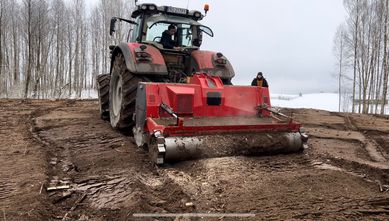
[96,74,111,120]
[109,54,145,131]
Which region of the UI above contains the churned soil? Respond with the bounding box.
[0,99,388,220]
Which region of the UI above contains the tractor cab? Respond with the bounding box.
[139,14,214,51]
[109,3,235,85]
[129,4,213,50]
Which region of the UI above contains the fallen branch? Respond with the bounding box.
[375,180,389,192]
[113,148,125,153]
[357,209,389,214]
[71,193,87,211]
[39,183,44,194]
[53,192,73,204]
[376,180,384,192]
[62,193,87,220]
[47,185,70,191]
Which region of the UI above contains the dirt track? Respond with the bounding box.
[0,99,389,220]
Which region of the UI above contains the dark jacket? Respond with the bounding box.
[160,30,177,49]
[251,77,269,87]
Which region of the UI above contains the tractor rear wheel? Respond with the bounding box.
[109,54,145,131]
[96,74,110,120]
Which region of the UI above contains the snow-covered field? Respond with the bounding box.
[71,89,98,99]
[79,89,388,114]
[271,92,389,114]
[271,93,339,112]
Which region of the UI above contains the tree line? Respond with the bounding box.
[2,0,387,115]
[335,0,389,114]
[0,0,134,98]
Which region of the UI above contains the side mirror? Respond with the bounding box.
[110,18,117,36]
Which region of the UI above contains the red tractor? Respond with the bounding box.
[97,4,307,164]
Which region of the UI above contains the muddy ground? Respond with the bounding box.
[0,99,388,221]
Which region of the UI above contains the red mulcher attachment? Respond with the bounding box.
[133,73,308,164]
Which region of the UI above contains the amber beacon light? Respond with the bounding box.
[204,4,210,14]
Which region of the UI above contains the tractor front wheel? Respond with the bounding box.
[109,54,143,131]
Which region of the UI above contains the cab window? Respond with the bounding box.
[146,23,169,42]
[130,17,141,42]
[178,24,192,47]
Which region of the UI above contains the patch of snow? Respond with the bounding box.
[80,89,98,99]
[271,93,340,112]
[70,89,389,115]
[271,92,389,114]
[67,89,98,99]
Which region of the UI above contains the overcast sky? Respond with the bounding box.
[86,0,346,94]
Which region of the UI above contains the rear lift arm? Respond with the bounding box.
[160,103,183,126]
[258,104,308,142]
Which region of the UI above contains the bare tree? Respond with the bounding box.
[51,0,66,97]
[381,0,389,114]
[11,1,21,87]
[22,0,35,98]
[0,0,8,96]
[344,0,361,113]
[340,0,389,114]
[334,24,348,112]
[0,0,135,98]
[32,0,50,98]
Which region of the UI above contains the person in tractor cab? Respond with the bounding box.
[251,72,269,87]
[160,24,180,49]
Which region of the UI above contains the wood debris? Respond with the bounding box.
[47,185,70,191]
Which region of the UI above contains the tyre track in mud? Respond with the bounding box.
[162,154,389,220]
[303,110,389,187]
[290,109,389,172]
[0,100,78,220]
[29,100,196,220]
[156,109,389,220]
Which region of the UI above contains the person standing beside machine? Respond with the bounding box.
[251,72,269,87]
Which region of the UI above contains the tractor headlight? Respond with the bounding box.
[215,58,227,65]
[136,52,151,58]
[141,5,147,10]
[214,52,226,66]
[148,5,156,10]
[135,47,152,62]
[194,12,201,18]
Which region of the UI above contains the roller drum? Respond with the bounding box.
[161,132,304,163]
